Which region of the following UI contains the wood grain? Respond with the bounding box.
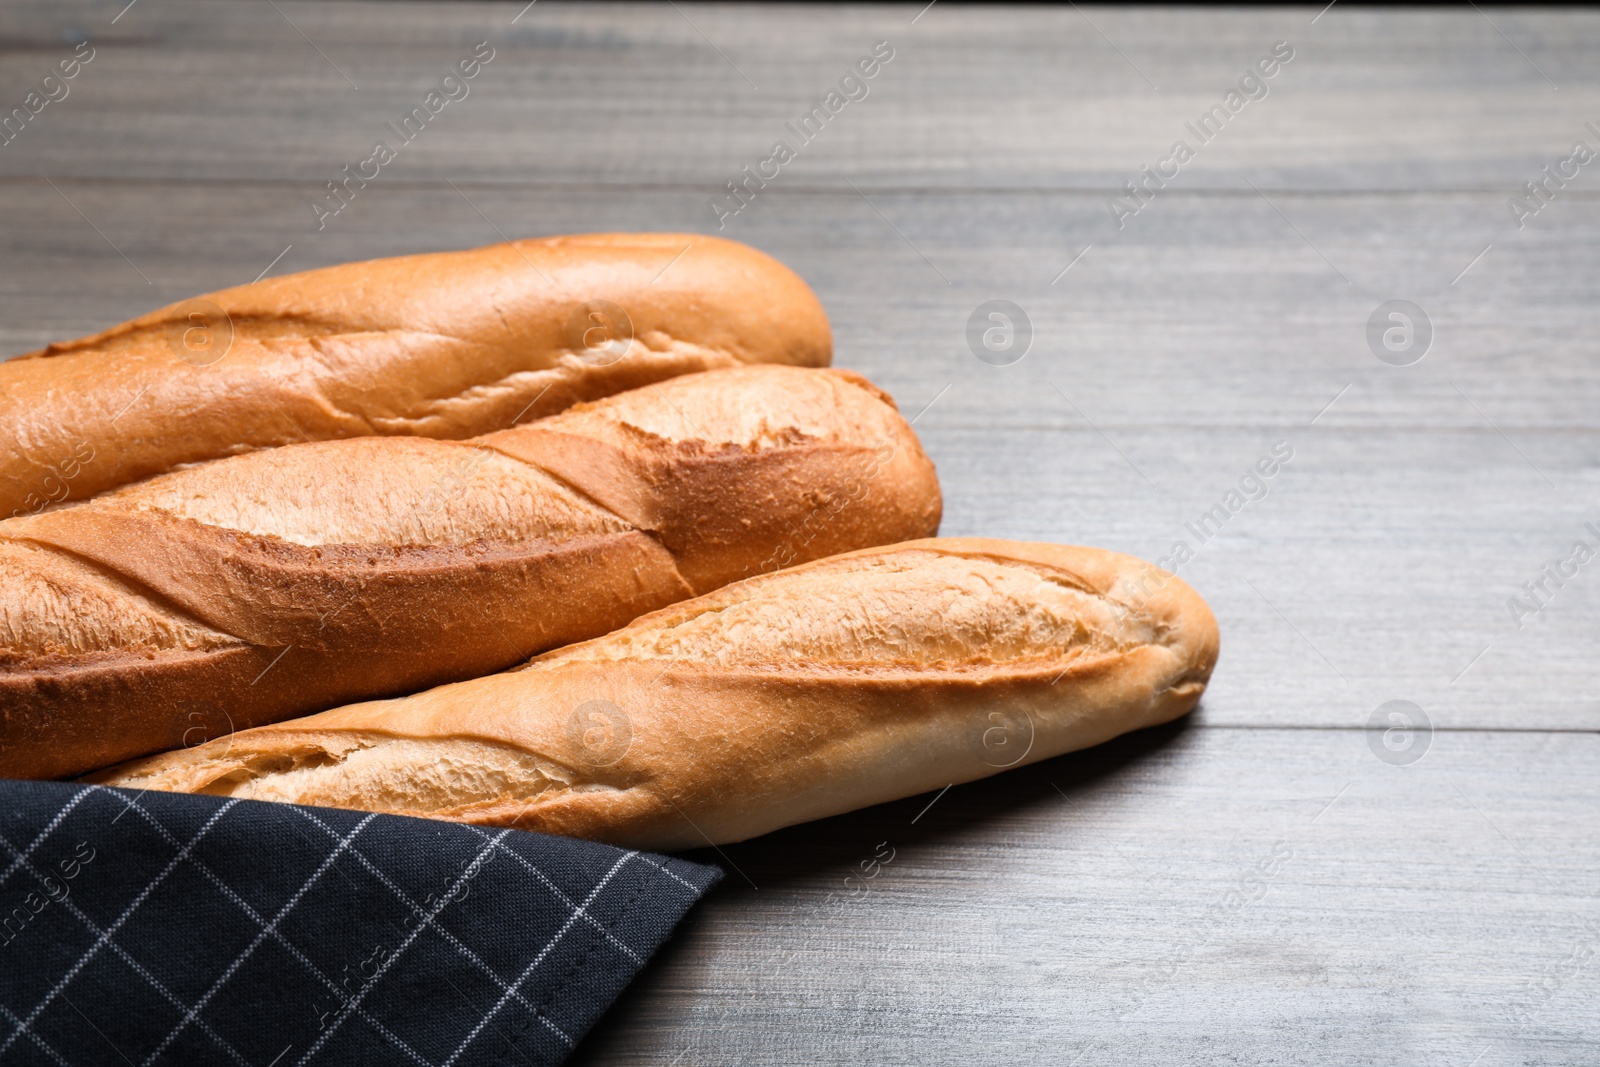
[1,3,1598,189]
[0,3,1595,1063]
[573,725,1600,1066]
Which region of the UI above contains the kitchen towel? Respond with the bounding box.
[0,779,720,1066]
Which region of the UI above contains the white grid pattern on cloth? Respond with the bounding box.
[0,999,71,1066]
[1,784,713,1067]
[0,786,95,1067]
[628,854,704,896]
[0,785,430,1067]
[136,811,389,1066]
[293,809,575,1049]
[0,786,92,888]
[0,798,241,1058]
[290,829,515,1066]
[102,795,433,1067]
[461,825,647,964]
[440,850,639,1067]
[0,805,257,1067]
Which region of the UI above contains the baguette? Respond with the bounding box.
[0,233,829,518]
[95,539,1219,850]
[1,366,938,780]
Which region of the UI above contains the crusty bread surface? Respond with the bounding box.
[1,366,939,779]
[0,233,830,518]
[95,539,1219,849]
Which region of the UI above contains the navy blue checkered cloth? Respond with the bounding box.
[0,780,719,1066]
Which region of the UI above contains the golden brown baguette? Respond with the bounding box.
[95,539,1219,849]
[0,233,829,518]
[2,366,938,780]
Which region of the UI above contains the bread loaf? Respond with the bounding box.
[95,539,1218,849]
[2,366,938,780]
[0,233,829,518]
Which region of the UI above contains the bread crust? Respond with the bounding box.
[95,539,1218,849]
[0,233,830,518]
[2,366,938,779]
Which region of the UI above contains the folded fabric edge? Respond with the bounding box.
[0,779,722,1067]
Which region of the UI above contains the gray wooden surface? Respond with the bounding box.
[3,3,1597,1064]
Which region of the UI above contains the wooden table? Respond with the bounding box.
[3,4,1596,1063]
